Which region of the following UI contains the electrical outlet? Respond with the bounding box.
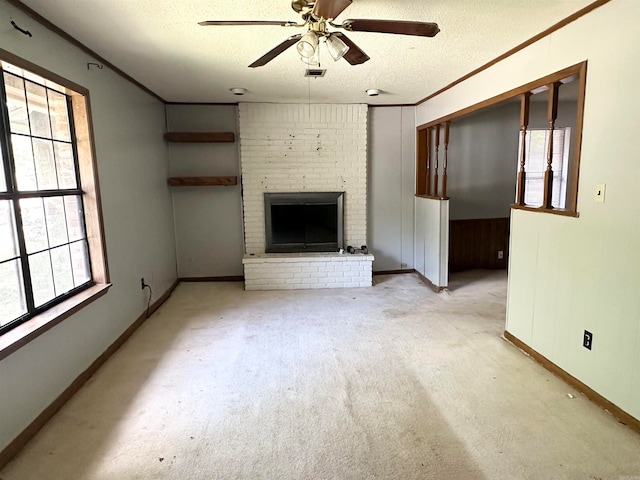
[141,277,145,290]
[401,263,408,269]
[497,250,504,259]
[583,330,593,350]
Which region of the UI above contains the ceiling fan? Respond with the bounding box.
[199,0,440,68]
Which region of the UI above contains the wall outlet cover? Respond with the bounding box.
[583,330,593,350]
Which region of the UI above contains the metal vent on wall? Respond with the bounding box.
[305,69,326,77]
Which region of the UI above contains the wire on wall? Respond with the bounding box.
[144,284,153,318]
[11,20,32,37]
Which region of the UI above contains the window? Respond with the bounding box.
[0,51,109,343]
[518,128,571,208]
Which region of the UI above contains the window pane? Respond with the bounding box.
[33,138,58,190]
[25,81,52,139]
[51,245,74,295]
[524,131,547,174]
[64,196,85,241]
[0,200,19,262]
[54,142,77,189]
[521,129,569,208]
[3,64,65,93]
[20,197,49,253]
[29,250,55,307]
[70,240,90,286]
[3,72,30,135]
[22,70,47,88]
[551,128,569,209]
[11,134,37,190]
[0,259,27,326]
[44,196,68,248]
[48,90,71,142]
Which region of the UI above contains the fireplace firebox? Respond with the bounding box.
[264,192,344,253]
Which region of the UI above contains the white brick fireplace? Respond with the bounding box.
[239,103,373,290]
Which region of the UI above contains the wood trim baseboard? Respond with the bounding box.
[0,279,179,470]
[414,270,447,293]
[373,269,416,276]
[503,330,640,435]
[415,0,611,106]
[179,276,245,282]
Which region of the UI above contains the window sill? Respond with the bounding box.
[0,283,112,361]
[510,204,579,217]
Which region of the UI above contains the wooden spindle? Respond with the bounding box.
[417,129,428,195]
[442,122,450,198]
[434,124,440,197]
[426,127,432,196]
[543,82,561,209]
[516,92,531,206]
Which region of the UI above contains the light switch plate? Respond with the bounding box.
[595,183,606,203]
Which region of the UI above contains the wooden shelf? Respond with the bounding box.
[168,176,237,187]
[165,132,235,143]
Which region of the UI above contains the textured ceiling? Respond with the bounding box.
[19,0,596,104]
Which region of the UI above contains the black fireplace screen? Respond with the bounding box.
[264,192,344,253]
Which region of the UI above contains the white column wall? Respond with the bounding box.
[368,106,416,271]
[415,197,449,288]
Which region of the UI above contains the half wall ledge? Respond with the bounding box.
[242,252,374,291]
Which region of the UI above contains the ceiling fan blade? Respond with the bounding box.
[340,19,440,37]
[312,0,352,20]
[249,34,303,68]
[333,33,370,65]
[199,20,300,27]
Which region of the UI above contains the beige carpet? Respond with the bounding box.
[2,271,640,479]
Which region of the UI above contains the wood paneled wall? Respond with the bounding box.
[449,218,510,272]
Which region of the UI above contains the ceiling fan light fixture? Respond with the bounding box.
[301,53,320,66]
[326,34,349,61]
[297,31,319,58]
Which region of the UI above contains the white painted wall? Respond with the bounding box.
[0,1,176,453]
[447,101,520,220]
[368,106,415,271]
[166,105,244,277]
[415,198,449,287]
[419,0,640,420]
